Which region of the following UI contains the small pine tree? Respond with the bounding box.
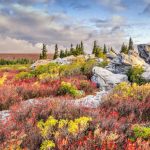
[65,49,68,56]
[128,37,134,50]
[40,44,48,59]
[60,50,65,58]
[70,44,74,55]
[121,43,128,54]
[103,44,107,54]
[92,41,97,55]
[39,54,42,59]
[75,44,79,56]
[95,47,103,57]
[53,44,59,59]
[80,41,84,55]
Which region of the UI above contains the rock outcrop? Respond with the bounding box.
[74,91,108,108]
[31,59,51,69]
[106,51,146,74]
[106,50,118,60]
[141,66,150,81]
[31,55,96,68]
[92,66,128,90]
[138,44,150,64]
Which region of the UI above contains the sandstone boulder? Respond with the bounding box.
[141,66,150,81]
[92,66,128,90]
[106,52,146,74]
[30,59,51,69]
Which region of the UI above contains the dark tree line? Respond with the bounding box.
[0,58,33,65]
[39,37,134,60]
[53,41,84,59]
[92,41,111,58]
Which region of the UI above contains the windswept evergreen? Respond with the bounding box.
[92,41,107,58]
[53,44,59,59]
[120,37,134,54]
[128,37,134,50]
[40,44,48,59]
[53,41,85,59]
[103,44,107,54]
[121,43,128,54]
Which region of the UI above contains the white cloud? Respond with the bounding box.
[0,4,128,53]
[97,0,126,11]
[0,36,44,53]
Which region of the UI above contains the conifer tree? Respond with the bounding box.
[92,41,97,55]
[40,44,47,59]
[60,50,65,58]
[70,44,74,55]
[128,37,134,50]
[39,54,42,59]
[95,46,103,57]
[80,41,84,54]
[121,43,128,54]
[53,44,59,59]
[75,44,79,56]
[103,44,107,54]
[65,49,68,56]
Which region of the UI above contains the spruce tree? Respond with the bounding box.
[128,37,134,50]
[53,44,59,59]
[95,46,103,57]
[65,49,68,57]
[75,44,79,56]
[103,44,107,54]
[60,50,65,58]
[92,41,97,55]
[40,44,47,59]
[70,44,74,55]
[39,54,42,59]
[80,41,84,54]
[121,43,128,54]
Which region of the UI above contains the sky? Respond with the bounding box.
[0,0,150,53]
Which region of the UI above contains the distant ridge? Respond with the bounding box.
[0,53,53,61]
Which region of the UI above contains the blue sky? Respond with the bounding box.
[0,0,150,53]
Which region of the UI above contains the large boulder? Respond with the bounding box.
[106,51,146,74]
[30,59,51,69]
[92,66,128,90]
[138,44,150,64]
[106,50,118,60]
[141,66,150,81]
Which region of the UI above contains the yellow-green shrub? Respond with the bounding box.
[132,125,150,140]
[37,116,92,148]
[38,73,59,83]
[40,140,55,150]
[81,59,97,76]
[112,82,150,101]
[33,63,60,76]
[127,66,145,84]
[15,71,34,80]
[0,73,7,86]
[57,82,83,97]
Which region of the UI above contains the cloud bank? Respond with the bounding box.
[0,0,149,53]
